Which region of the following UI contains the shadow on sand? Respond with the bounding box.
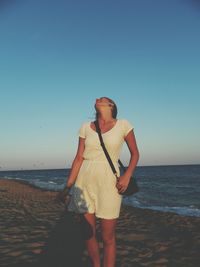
[37,188,94,267]
[7,209,94,267]
[38,210,84,267]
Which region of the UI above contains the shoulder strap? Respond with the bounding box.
[118,159,126,172]
[94,120,124,180]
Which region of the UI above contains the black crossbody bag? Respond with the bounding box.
[94,120,139,196]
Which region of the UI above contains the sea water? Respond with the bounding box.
[1,164,200,218]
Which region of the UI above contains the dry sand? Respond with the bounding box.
[0,178,200,267]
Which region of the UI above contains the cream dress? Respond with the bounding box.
[67,119,134,219]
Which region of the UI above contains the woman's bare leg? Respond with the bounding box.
[81,213,101,267]
[100,218,117,267]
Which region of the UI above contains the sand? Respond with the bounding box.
[0,178,200,267]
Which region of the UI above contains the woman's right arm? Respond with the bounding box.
[66,137,85,188]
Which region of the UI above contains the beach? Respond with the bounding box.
[0,178,200,267]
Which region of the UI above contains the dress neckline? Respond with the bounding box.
[89,120,119,135]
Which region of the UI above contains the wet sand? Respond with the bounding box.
[0,178,200,267]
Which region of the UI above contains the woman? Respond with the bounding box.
[62,97,139,267]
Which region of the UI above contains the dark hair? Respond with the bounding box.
[95,97,118,120]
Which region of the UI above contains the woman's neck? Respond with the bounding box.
[98,112,115,124]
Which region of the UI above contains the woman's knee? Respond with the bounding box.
[102,233,115,246]
[101,218,117,245]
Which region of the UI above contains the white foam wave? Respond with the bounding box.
[123,197,200,217]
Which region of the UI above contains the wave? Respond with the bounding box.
[123,197,200,217]
[28,180,64,191]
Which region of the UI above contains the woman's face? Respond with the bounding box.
[95,97,113,108]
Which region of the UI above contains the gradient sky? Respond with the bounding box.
[0,0,200,170]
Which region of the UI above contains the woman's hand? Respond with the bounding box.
[116,174,131,194]
[55,186,71,204]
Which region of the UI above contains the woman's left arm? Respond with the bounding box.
[116,130,140,194]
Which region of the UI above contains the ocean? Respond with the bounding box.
[0,164,200,218]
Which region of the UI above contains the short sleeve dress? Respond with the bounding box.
[67,119,134,219]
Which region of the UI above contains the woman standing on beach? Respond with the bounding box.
[63,97,139,267]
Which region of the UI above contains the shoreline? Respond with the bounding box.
[1,177,199,219]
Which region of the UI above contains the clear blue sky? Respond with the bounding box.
[0,0,200,170]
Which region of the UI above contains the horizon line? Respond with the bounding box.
[0,163,200,172]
